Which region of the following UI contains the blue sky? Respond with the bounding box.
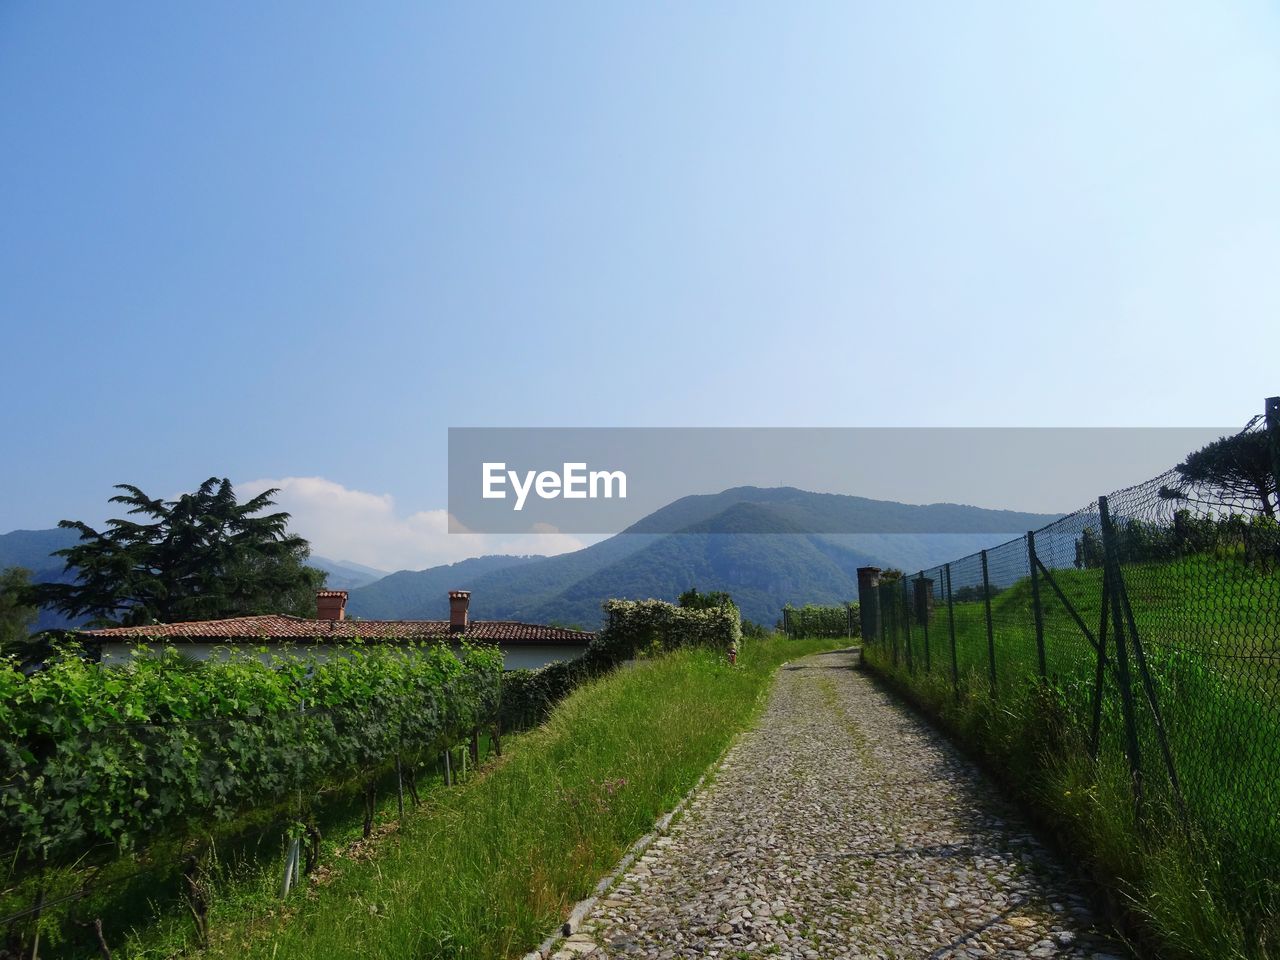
[2,2,1278,568]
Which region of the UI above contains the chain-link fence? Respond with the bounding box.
[859,399,1280,928]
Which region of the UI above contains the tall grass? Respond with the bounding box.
[862,635,1280,959]
[131,636,838,960]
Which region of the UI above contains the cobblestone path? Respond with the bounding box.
[552,648,1126,960]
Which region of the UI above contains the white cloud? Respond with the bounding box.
[238,476,589,572]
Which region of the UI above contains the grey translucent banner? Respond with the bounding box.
[447,427,1229,535]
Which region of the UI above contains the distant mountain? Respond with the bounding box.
[347,488,1061,629]
[4,488,1060,634]
[517,504,878,627]
[626,486,1055,535]
[0,527,82,631]
[348,554,553,619]
[310,556,388,591]
[347,538,659,621]
[0,527,79,573]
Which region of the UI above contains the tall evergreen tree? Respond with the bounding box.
[0,566,38,656]
[34,478,326,627]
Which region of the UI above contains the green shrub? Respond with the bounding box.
[0,642,502,867]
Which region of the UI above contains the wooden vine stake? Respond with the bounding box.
[90,918,111,959]
[362,782,377,839]
[395,754,405,819]
[303,821,322,876]
[184,853,210,945]
[404,760,421,806]
[27,862,46,960]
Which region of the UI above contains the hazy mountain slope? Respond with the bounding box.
[453,534,662,621]
[347,489,1059,627]
[626,486,1058,535]
[814,533,1029,574]
[521,504,877,627]
[4,488,1060,634]
[0,527,79,573]
[310,556,388,591]
[346,554,548,619]
[0,527,82,631]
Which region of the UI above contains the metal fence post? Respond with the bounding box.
[856,567,881,646]
[945,563,959,700]
[1267,397,1280,513]
[1089,574,1109,760]
[1027,531,1047,678]
[902,579,915,674]
[1099,496,1144,811]
[980,549,996,694]
[914,574,932,674]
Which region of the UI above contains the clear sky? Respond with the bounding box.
[2,2,1278,569]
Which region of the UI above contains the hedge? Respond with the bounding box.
[595,598,741,659]
[0,642,502,867]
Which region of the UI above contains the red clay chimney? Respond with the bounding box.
[449,590,470,632]
[317,590,348,621]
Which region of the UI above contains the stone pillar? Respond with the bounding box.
[912,577,934,625]
[856,567,881,641]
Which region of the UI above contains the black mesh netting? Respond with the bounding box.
[860,411,1280,885]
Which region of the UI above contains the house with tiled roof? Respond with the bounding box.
[78,590,593,671]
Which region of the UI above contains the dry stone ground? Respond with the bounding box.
[551,648,1126,960]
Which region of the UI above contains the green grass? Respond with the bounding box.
[108,635,839,960]
[866,551,1280,960]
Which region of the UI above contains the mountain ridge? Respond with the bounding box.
[348,489,1062,627]
[3,489,1063,632]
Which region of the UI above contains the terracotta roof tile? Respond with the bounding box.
[78,616,593,645]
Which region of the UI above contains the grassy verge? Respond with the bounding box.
[861,642,1280,960]
[134,635,839,960]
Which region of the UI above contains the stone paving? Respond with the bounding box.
[550,648,1127,960]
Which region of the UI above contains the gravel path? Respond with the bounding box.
[551,648,1126,960]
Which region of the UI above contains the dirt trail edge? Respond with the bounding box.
[549,648,1125,960]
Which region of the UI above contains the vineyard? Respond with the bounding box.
[781,602,859,639]
[0,642,501,952]
[0,597,742,956]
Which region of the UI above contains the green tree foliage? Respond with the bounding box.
[0,642,501,866]
[1074,512,1280,569]
[1074,526,1105,569]
[677,586,737,611]
[33,478,326,627]
[1163,430,1278,518]
[0,566,38,656]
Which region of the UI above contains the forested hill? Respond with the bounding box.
[347,489,1061,628]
